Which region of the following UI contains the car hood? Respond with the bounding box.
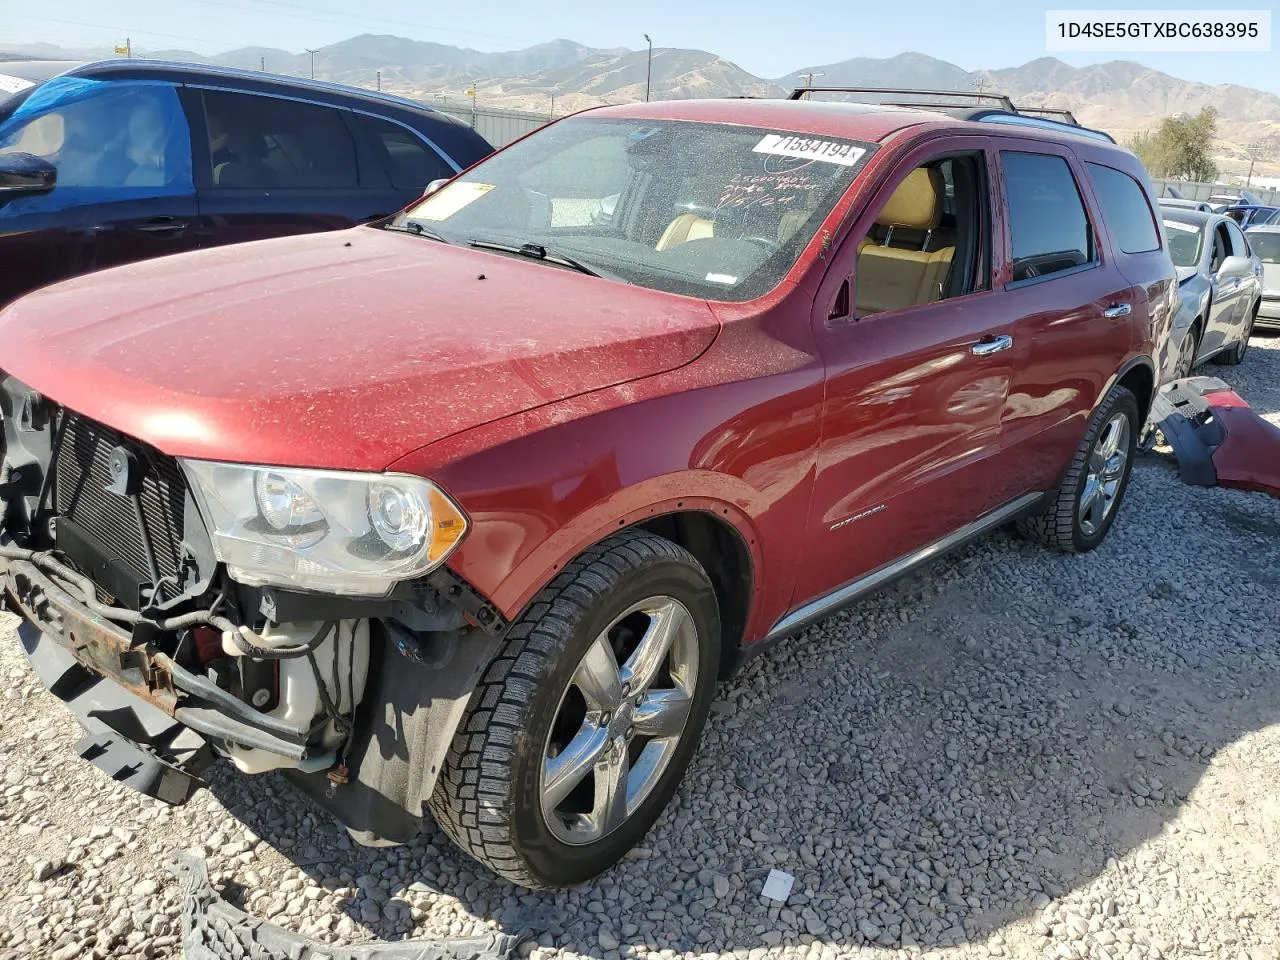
[0,228,720,470]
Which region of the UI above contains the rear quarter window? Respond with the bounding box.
[1086,162,1161,254]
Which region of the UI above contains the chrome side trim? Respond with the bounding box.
[765,491,1044,640]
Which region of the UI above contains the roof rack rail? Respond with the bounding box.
[1016,106,1080,125]
[788,85,1017,112]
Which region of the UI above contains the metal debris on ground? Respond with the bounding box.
[167,851,521,960]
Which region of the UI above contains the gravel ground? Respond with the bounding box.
[2,337,1279,960]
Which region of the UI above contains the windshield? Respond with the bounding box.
[394,117,876,301]
[1250,232,1280,264]
[1163,219,1203,267]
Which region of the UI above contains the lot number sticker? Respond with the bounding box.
[753,134,867,166]
[0,74,35,95]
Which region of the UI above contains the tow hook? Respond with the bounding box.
[167,851,521,960]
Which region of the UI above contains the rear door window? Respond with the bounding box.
[356,114,454,191]
[199,90,358,189]
[1086,162,1160,254]
[1000,151,1094,282]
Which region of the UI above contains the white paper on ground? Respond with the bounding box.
[761,868,794,902]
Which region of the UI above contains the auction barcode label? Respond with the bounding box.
[1046,9,1271,51]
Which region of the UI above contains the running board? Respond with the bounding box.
[765,492,1045,641]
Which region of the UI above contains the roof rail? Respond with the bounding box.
[1016,106,1080,125]
[788,85,1017,112]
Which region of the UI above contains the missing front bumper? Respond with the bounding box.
[168,851,520,960]
[5,555,311,801]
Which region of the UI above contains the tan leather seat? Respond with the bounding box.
[855,167,955,315]
[656,213,714,251]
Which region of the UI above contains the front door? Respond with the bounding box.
[795,142,1017,611]
[0,78,198,306]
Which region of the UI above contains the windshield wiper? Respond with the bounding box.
[384,219,452,243]
[467,239,619,280]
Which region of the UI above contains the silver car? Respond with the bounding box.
[1161,208,1264,379]
[1248,225,1280,330]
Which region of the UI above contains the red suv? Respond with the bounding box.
[0,96,1174,890]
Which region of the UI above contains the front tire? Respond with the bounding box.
[428,530,721,889]
[1016,384,1139,553]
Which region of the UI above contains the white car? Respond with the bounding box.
[1162,209,1264,379]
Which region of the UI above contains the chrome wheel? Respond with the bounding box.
[1237,312,1255,362]
[1079,412,1131,537]
[540,597,699,845]
[1175,328,1198,379]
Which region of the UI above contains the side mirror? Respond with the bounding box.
[0,152,56,196]
[1218,254,1252,279]
[424,178,450,196]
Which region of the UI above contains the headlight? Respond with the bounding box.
[181,460,468,596]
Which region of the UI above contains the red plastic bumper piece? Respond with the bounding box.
[1150,377,1280,498]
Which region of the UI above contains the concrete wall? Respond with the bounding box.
[432,99,551,149]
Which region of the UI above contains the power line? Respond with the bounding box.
[5,13,244,49]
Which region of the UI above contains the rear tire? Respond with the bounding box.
[428,530,720,889]
[1016,384,1139,553]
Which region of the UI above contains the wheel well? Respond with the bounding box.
[636,511,752,679]
[1119,362,1156,423]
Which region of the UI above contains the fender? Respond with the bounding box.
[389,334,827,647]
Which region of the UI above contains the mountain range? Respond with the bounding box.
[5,35,1279,177]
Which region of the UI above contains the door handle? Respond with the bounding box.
[970,334,1013,357]
[1103,303,1132,319]
[135,217,189,234]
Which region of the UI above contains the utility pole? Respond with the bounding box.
[1244,138,1276,187]
[549,93,555,119]
[127,38,132,58]
[644,34,653,102]
[376,70,381,92]
[305,48,318,79]
[260,56,265,71]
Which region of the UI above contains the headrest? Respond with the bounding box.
[876,167,944,230]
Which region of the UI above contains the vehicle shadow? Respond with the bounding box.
[205,356,1280,953]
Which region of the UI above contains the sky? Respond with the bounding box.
[6,0,1280,92]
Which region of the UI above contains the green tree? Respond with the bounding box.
[1130,108,1218,181]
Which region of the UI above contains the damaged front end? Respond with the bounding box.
[0,375,506,844]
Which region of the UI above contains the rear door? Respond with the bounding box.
[994,143,1135,493]
[1081,160,1175,386]
[351,111,461,213]
[186,87,373,248]
[0,79,198,305]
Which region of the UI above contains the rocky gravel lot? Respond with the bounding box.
[2,338,1279,960]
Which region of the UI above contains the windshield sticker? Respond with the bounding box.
[412,182,495,221]
[0,74,34,95]
[1163,220,1198,232]
[752,134,867,167]
[705,273,738,284]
